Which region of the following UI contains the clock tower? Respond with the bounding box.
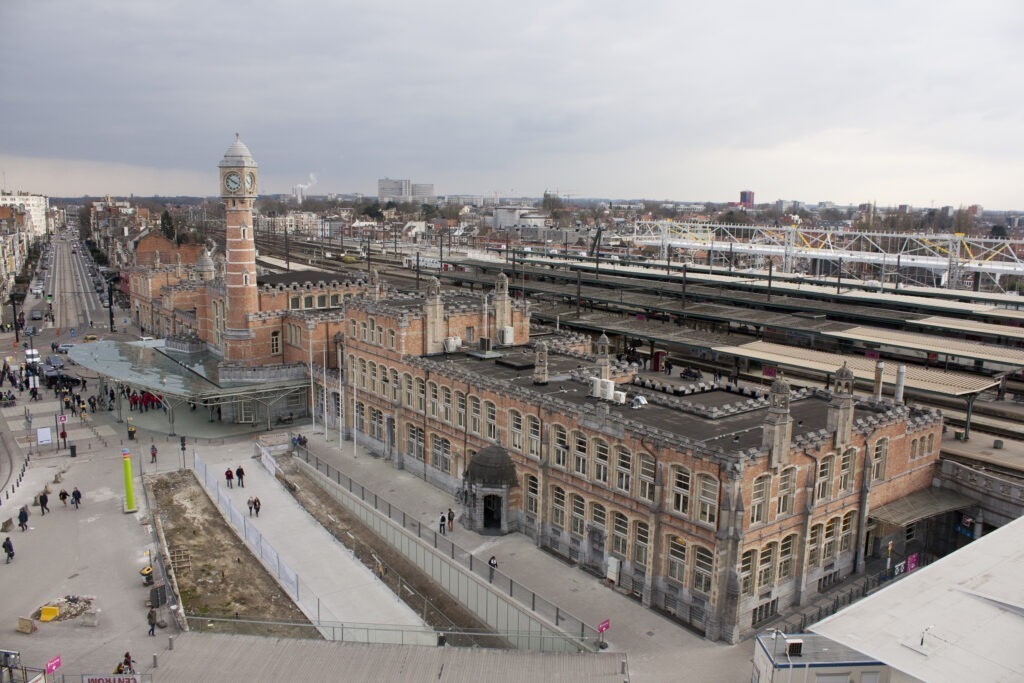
[218,134,260,364]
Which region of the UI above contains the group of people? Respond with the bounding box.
[439,508,455,535]
[125,388,164,413]
[0,360,40,401]
[224,465,245,488]
[5,486,83,564]
[290,433,309,448]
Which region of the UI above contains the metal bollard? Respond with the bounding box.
[152,653,158,668]
[168,635,174,650]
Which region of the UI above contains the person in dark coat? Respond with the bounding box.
[235,465,245,488]
[3,536,13,563]
[71,487,82,509]
[18,506,29,531]
[252,497,261,517]
[225,468,234,488]
[39,492,49,515]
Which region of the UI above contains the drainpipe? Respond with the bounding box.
[894,364,906,405]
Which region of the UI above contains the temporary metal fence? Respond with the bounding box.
[289,445,600,652]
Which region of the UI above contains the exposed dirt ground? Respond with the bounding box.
[150,461,502,647]
[149,470,316,638]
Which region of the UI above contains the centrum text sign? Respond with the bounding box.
[84,675,149,683]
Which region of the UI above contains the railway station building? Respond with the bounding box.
[117,138,963,642]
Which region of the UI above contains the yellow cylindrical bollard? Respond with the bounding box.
[123,448,136,512]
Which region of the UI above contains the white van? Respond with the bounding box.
[25,348,41,366]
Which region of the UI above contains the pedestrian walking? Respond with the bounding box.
[39,492,49,515]
[225,468,234,488]
[247,497,255,516]
[447,508,454,532]
[439,512,447,535]
[147,607,157,636]
[59,489,69,506]
[18,506,29,531]
[488,555,498,582]
[235,465,245,488]
[253,497,261,517]
[71,487,82,509]
[3,536,13,563]
[150,444,158,464]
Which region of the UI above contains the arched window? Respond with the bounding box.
[573,432,588,477]
[593,439,609,484]
[758,543,777,589]
[697,474,718,525]
[740,549,756,595]
[551,486,566,530]
[525,475,538,515]
[571,494,586,535]
[615,445,632,493]
[633,521,650,568]
[431,435,451,474]
[455,391,466,428]
[552,425,568,468]
[692,546,714,594]
[823,517,840,561]
[808,524,822,566]
[638,453,656,502]
[750,474,770,525]
[926,433,934,454]
[816,455,834,502]
[508,410,523,451]
[526,415,541,457]
[485,401,497,439]
[611,512,628,557]
[667,536,686,584]
[778,534,797,579]
[672,467,691,515]
[872,438,888,481]
[469,397,481,434]
[778,466,796,516]
[840,510,856,552]
[910,438,919,460]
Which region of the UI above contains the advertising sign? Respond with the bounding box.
[37,427,52,445]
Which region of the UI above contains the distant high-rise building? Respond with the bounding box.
[740,190,755,208]
[411,183,435,203]
[0,191,50,236]
[378,178,411,203]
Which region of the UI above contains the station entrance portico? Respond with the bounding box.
[68,340,310,437]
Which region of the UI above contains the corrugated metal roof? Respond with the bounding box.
[912,315,1024,342]
[820,326,1024,366]
[156,633,628,681]
[714,341,999,397]
[869,487,975,526]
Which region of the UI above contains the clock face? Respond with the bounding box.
[224,172,242,192]
[246,172,256,192]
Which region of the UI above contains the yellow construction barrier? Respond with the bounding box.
[39,606,59,622]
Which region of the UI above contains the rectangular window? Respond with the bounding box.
[428,384,438,417]
[456,393,466,429]
[872,439,888,481]
[509,411,523,451]
[317,294,326,308]
[758,545,774,589]
[667,537,686,583]
[740,550,756,595]
[416,380,425,412]
[527,417,541,457]
[431,436,451,474]
[291,296,301,310]
[441,388,452,423]
[778,535,795,579]
[750,476,768,525]
[591,504,606,529]
[486,402,497,440]
[270,332,280,354]
[673,468,691,515]
[816,457,833,503]
[638,455,656,503]
[526,476,538,515]
[905,522,916,543]
[470,398,481,434]
[406,426,424,461]
[823,518,838,561]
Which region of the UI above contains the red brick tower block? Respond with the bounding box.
[218,134,260,364]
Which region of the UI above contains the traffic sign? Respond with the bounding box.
[46,655,62,674]
[598,618,610,633]
[70,328,76,337]
[58,414,67,424]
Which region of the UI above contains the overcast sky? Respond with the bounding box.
[2,1,1022,209]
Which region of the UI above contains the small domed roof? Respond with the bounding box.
[770,374,790,394]
[465,445,518,488]
[196,249,215,274]
[835,362,855,381]
[219,133,257,169]
[598,332,610,345]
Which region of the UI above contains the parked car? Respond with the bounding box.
[84,334,99,342]
[57,343,75,354]
[31,310,43,320]
[24,325,37,336]
[46,355,65,369]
